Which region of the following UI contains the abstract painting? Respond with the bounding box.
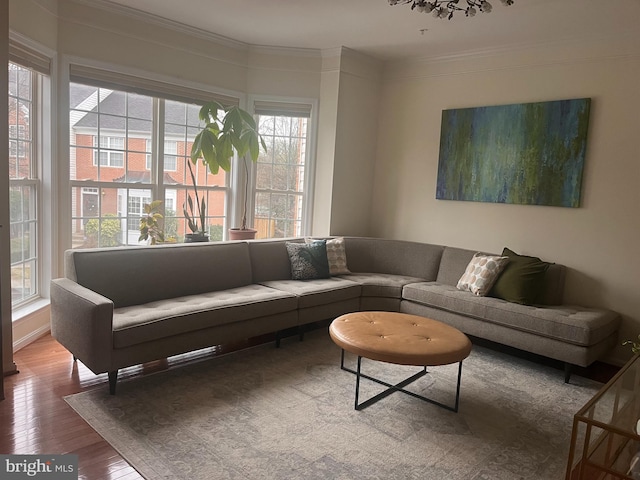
[435,98,591,207]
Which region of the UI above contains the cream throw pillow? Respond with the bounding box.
[305,237,350,275]
[457,253,509,296]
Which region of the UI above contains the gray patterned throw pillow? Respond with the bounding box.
[286,240,331,280]
[305,237,350,275]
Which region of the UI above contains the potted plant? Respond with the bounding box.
[183,159,209,242]
[190,100,266,240]
[139,200,165,245]
[623,335,640,355]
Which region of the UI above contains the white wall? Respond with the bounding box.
[373,36,640,365]
[313,54,341,235]
[330,49,382,236]
[8,0,57,49]
[314,48,383,236]
[56,1,249,94]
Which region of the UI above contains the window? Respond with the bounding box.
[253,101,313,239]
[69,82,229,246]
[93,136,124,167]
[126,191,150,231]
[145,140,177,171]
[9,124,27,158]
[8,62,40,307]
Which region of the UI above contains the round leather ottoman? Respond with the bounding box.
[329,311,472,411]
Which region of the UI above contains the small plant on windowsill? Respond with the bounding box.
[190,100,266,240]
[139,200,165,245]
[623,336,640,355]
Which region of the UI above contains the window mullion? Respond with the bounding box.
[154,98,165,204]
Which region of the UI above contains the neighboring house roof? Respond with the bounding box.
[71,89,202,137]
[113,171,180,185]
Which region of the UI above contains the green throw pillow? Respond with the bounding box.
[286,240,331,280]
[490,247,550,305]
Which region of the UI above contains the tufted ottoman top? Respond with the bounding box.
[330,311,472,366]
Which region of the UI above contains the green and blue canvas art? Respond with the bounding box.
[436,98,591,207]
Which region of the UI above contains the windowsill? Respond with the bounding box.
[11,297,50,323]
[12,298,52,352]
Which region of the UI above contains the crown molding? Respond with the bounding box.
[321,47,383,70]
[67,0,331,62]
[69,0,249,52]
[390,31,640,68]
[384,32,640,80]
[248,45,321,59]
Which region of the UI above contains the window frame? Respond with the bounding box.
[248,96,317,239]
[7,48,52,313]
[66,65,242,246]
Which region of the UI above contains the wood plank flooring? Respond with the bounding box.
[0,330,620,480]
[0,331,276,479]
[1,334,143,479]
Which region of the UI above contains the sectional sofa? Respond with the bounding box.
[50,236,621,394]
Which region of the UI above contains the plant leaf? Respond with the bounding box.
[238,108,257,130]
[217,135,233,171]
[200,197,206,233]
[200,129,217,170]
[241,130,260,162]
[190,132,203,162]
[199,101,224,123]
[230,131,246,157]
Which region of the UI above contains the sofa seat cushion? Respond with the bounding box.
[402,282,620,347]
[112,285,298,349]
[338,273,425,298]
[260,277,361,309]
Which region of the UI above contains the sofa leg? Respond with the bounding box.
[564,363,572,384]
[108,370,118,395]
[298,326,305,342]
[275,331,281,348]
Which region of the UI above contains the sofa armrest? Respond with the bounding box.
[50,278,114,374]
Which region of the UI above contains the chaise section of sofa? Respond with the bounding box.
[400,246,621,378]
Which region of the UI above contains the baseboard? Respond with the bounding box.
[12,304,51,352]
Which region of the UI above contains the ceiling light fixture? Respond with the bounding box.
[389,0,514,20]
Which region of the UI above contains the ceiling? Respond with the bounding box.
[104,0,640,61]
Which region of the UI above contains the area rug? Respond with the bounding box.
[64,330,601,480]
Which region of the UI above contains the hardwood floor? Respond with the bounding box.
[0,329,282,479]
[0,329,620,479]
[1,334,143,479]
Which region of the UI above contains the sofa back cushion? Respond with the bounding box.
[437,246,566,305]
[436,247,480,286]
[66,242,253,308]
[343,237,444,280]
[248,238,304,283]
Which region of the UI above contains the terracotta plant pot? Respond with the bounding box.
[228,228,257,240]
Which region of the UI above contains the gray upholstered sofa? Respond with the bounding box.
[50,236,621,393]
